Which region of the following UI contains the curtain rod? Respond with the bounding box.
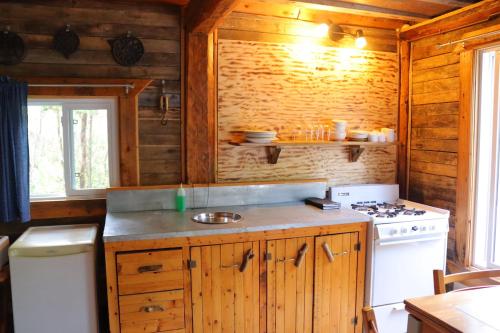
[28,83,135,93]
[437,29,500,48]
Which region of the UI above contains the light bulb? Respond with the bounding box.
[355,36,367,49]
[354,29,366,49]
[314,23,330,38]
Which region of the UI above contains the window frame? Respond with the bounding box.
[471,46,500,269]
[28,97,120,200]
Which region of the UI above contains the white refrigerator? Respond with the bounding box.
[9,224,99,333]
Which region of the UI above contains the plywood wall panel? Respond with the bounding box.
[0,0,182,186]
[217,38,398,185]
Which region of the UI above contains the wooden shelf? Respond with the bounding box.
[228,140,398,163]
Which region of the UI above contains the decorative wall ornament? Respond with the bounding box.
[0,27,25,65]
[53,24,80,59]
[108,31,144,66]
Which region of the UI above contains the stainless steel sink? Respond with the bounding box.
[192,212,242,224]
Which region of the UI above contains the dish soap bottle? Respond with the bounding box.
[176,184,186,212]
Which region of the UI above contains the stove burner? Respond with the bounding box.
[351,202,426,218]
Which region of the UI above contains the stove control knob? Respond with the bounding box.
[400,227,407,233]
[411,226,418,232]
[420,226,427,231]
[390,228,398,235]
[430,225,436,231]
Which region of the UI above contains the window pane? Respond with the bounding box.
[71,108,110,190]
[28,104,66,197]
[473,51,496,267]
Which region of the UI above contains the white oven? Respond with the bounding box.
[330,184,449,333]
[368,220,448,332]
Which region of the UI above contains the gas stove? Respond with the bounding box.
[329,184,449,224]
[330,184,450,333]
[351,202,426,218]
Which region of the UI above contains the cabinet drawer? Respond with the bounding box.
[117,249,183,295]
[119,290,185,333]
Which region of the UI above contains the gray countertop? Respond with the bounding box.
[103,202,371,243]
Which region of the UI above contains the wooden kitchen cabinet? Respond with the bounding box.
[189,242,260,333]
[105,224,367,333]
[115,249,187,333]
[266,237,314,333]
[314,233,360,333]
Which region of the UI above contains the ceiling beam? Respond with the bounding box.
[185,0,243,33]
[234,1,413,30]
[289,0,428,22]
[400,0,500,41]
[413,0,476,8]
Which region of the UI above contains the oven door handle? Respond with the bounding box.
[377,236,445,246]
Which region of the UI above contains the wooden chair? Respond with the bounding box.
[433,269,500,294]
[362,306,379,333]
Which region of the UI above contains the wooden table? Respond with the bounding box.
[405,286,500,333]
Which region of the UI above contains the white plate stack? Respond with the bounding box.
[332,120,347,141]
[243,130,277,144]
[347,130,369,141]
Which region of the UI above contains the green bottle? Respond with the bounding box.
[176,184,186,212]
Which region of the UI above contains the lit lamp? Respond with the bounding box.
[326,23,367,49]
[354,30,367,49]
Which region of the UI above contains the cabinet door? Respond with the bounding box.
[314,233,359,333]
[266,237,314,333]
[190,242,259,333]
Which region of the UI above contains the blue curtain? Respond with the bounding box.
[0,76,30,223]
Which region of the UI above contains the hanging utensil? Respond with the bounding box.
[160,79,178,127]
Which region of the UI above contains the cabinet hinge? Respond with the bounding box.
[352,316,358,325]
[188,260,197,269]
[354,242,361,251]
[265,253,272,261]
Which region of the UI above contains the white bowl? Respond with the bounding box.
[243,130,277,138]
[368,133,379,142]
[348,130,369,139]
[246,137,276,144]
[332,132,346,141]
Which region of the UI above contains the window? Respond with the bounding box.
[28,98,119,199]
[472,47,500,268]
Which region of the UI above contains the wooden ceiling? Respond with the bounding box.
[155,0,481,30]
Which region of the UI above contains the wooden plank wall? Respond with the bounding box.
[0,0,181,186]
[217,13,399,185]
[408,17,500,261]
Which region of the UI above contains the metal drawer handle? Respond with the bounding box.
[322,242,348,263]
[221,264,240,269]
[141,305,164,313]
[138,264,163,273]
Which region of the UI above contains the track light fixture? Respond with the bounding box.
[326,24,367,49]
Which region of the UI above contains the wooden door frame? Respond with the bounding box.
[21,77,151,219]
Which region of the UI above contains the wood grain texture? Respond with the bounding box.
[313,233,359,333]
[399,0,500,41]
[406,19,500,264]
[0,0,182,187]
[185,32,216,183]
[266,237,314,333]
[220,12,398,53]
[217,38,398,185]
[190,242,260,333]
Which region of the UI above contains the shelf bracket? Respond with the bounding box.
[349,145,365,162]
[266,146,282,164]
